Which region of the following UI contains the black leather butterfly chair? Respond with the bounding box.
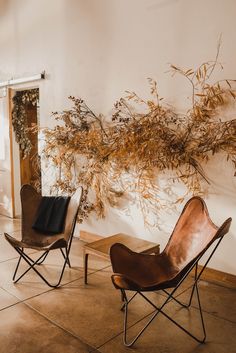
[4,184,83,288]
[110,197,232,347]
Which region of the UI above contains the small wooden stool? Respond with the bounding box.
[83,233,160,284]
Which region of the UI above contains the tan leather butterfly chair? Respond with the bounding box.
[110,197,232,347]
[5,184,83,288]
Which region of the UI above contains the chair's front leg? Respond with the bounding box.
[13,248,23,281]
[123,291,162,347]
[13,247,46,280]
[120,291,138,311]
[60,248,71,267]
[13,248,49,283]
[195,281,206,342]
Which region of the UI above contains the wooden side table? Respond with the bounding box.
[83,233,160,284]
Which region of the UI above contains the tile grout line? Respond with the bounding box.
[94,284,236,352]
[92,288,203,351]
[1,271,235,328]
[0,284,99,351]
[0,262,234,324]
[0,273,156,351]
[0,274,235,351]
[0,284,54,311]
[93,296,236,352]
[0,261,111,310]
[0,230,235,349]
[0,262,112,316]
[23,300,99,352]
[170,281,236,324]
[22,290,137,353]
[0,253,36,264]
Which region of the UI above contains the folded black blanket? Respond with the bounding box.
[32,196,71,234]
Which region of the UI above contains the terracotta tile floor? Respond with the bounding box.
[0,215,235,353]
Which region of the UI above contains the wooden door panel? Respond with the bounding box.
[19,97,40,190]
[0,88,15,217]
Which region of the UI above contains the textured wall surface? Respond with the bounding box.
[0,0,235,274]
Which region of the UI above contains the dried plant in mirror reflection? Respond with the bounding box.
[12,89,39,158]
[42,55,236,225]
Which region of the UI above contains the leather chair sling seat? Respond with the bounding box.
[4,184,83,288]
[110,197,232,347]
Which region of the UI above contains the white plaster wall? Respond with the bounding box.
[0,0,235,274]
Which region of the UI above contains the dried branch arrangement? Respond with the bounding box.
[42,57,236,225]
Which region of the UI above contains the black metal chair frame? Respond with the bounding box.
[5,185,83,288]
[120,235,224,347]
[11,220,76,288]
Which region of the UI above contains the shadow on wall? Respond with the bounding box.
[79,207,136,239]
[79,203,170,252]
[201,230,236,275]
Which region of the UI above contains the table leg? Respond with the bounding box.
[84,252,89,284]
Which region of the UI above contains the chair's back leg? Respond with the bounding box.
[187,262,199,308]
[54,251,70,287]
[37,251,49,265]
